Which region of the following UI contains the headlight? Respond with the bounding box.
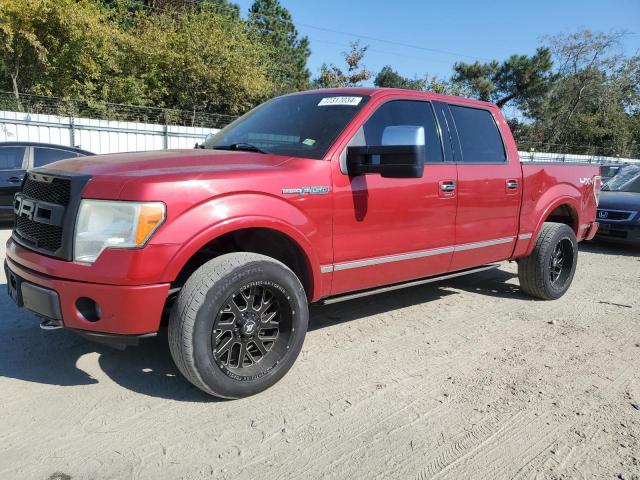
[74,200,165,263]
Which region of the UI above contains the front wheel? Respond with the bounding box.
[168,253,308,398]
[518,222,578,300]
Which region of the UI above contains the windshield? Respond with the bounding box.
[602,165,640,193]
[201,93,369,159]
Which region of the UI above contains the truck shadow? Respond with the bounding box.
[0,267,522,401]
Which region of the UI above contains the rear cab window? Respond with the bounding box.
[449,105,506,163]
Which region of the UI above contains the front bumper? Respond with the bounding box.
[594,222,640,245]
[5,256,170,336]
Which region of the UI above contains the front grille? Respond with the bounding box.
[12,172,89,259]
[22,176,71,206]
[14,216,63,251]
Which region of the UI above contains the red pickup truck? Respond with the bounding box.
[5,88,601,398]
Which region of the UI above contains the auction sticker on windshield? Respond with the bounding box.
[318,96,363,107]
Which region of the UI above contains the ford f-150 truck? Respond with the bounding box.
[5,88,601,398]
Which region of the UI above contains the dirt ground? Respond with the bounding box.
[0,226,639,480]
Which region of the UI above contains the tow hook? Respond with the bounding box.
[39,318,63,330]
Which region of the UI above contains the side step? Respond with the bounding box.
[319,264,500,305]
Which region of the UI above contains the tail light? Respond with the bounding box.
[593,175,603,206]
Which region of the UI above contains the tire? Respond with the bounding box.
[518,222,578,300]
[168,253,308,399]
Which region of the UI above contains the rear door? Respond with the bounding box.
[444,103,522,270]
[0,146,28,215]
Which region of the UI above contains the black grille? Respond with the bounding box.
[22,176,71,206]
[14,216,64,251]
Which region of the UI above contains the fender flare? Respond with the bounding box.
[526,194,580,256]
[157,194,324,300]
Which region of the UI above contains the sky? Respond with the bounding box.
[233,0,640,83]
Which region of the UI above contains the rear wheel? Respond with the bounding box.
[518,222,578,300]
[168,253,308,398]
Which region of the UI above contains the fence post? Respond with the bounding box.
[163,123,169,150]
[69,116,75,147]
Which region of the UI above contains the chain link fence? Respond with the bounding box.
[0,92,238,129]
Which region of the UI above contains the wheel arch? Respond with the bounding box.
[162,217,321,301]
[525,196,580,256]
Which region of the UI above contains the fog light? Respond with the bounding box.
[76,297,101,322]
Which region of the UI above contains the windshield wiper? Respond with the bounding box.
[212,143,268,154]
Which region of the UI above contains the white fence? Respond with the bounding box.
[0,110,219,154]
[518,151,640,165]
[0,109,639,165]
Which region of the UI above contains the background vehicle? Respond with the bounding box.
[595,165,640,245]
[0,142,93,221]
[4,89,600,398]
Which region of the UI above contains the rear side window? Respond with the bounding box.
[361,100,444,163]
[449,105,506,163]
[34,147,78,167]
[0,147,25,170]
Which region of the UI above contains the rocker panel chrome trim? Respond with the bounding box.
[322,236,515,273]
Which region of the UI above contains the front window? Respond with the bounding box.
[201,93,369,159]
[349,100,444,162]
[603,165,640,193]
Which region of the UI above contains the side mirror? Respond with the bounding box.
[346,126,425,178]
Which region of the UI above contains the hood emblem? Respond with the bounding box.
[282,186,330,195]
[598,210,609,219]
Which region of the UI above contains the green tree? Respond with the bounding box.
[374,66,427,90]
[124,10,274,114]
[314,41,371,88]
[0,0,121,104]
[452,47,555,112]
[373,65,469,96]
[202,0,239,17]
[523,30,640,156]
[248,0,310,92]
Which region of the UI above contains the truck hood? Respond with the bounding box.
[41,149,292,177]
[598,191,640,211]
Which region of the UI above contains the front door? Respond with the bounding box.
[330,99,457,295]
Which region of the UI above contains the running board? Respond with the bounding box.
[319,264,500,305]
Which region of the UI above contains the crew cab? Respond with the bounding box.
[4,88,600,398]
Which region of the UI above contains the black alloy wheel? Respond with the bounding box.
[169,252,308,398]
[518,222,578,300]
[213,283,293,380]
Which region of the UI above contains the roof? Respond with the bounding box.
[288,87,496,108]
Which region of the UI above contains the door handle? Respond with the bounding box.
[506,179,519,190]
[440,181,457,192]
[7,176,23,183]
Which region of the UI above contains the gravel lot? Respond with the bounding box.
[0,226,639,480]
